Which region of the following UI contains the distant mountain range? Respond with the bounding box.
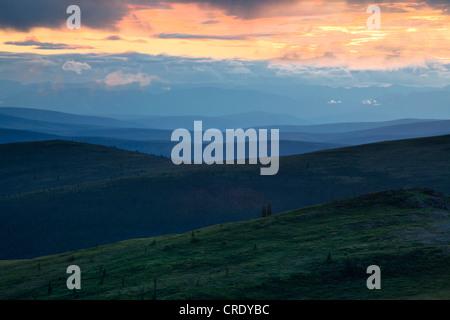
[0,107,449,158]
[116,111,311,130]
[255,118,438,133]
[1,80,450,121]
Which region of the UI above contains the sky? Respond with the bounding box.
[1,1,450,66]
[1,1,450,89]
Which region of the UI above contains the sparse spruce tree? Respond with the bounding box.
[262,205,267,218]
[141,284,145,300]
[99,268,106,285]
[267,203,272,216]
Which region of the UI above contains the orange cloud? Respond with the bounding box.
[0,1,449,70]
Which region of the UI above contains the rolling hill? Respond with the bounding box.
[0,107,141,128]
[119,111,310,130]
[69,136,342,158]
[0,128,58,144]
[0,128,343,158]
[0,107,311,131]
[0,140,173,196]
[0,135,449,259]
[0,114,108,135]
[0,188,448,300]
[256,118,439,133]
[279,120,450,145]
[0,107,448,154]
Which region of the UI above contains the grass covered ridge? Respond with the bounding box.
[0,187,449,300]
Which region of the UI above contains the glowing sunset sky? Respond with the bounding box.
[1,0,450,70]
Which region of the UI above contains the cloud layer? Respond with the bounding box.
[1,0,450,32]
[4,37,93,50]
[97,70,159,87]
[0,0,128,31]
[1,52,450,88]
[62,60,92,74]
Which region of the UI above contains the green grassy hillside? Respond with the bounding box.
[0,188,449,300]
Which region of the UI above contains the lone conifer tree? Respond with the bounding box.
[262,205,267,218]
[267,203,272,216]
[190,230,197,243]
